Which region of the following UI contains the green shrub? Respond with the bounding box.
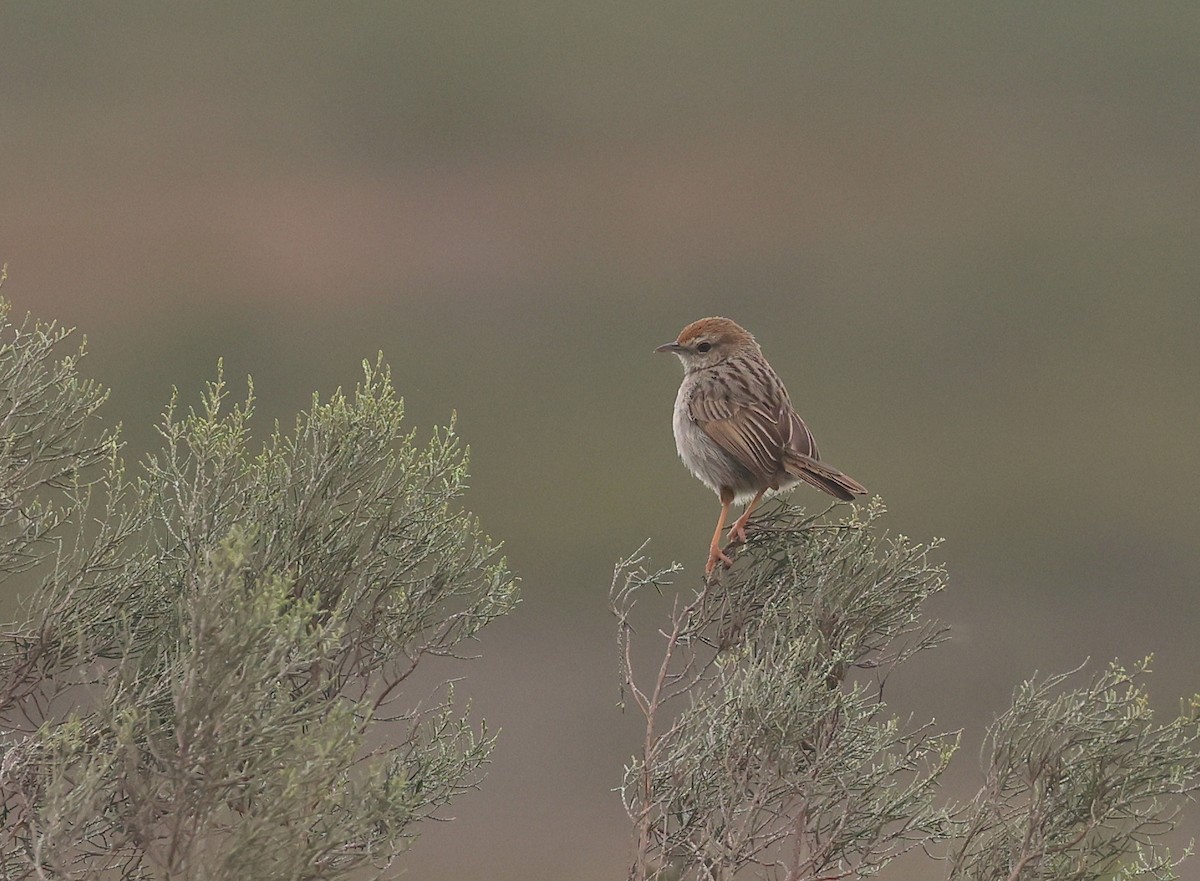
[0,301,518,880]
[613,504,1200,880]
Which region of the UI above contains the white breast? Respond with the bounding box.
[671,376,764,503]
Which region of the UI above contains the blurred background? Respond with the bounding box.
[3,4,1198,878]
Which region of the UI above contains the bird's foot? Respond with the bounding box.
[705,547,735,575]
[726,519,753,545]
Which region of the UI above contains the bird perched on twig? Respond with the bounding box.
[656,317,867,575]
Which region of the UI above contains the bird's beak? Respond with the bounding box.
[655,342,683,354]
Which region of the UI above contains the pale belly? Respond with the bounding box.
[671,381,797,505]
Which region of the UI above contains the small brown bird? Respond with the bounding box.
[656,317,867,574]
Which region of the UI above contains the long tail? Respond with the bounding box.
[783,451,868,502]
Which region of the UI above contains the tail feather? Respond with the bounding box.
[783,451,868,502]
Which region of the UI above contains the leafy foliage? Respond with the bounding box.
[614,504,1200,881]
[0,300,518,880]
[948,659,1200,881]
[612,502,954,880]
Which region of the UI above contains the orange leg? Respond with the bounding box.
[726,488,766,546]
[705,493,735,575]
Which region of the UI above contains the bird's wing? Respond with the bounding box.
[782,406,819,460]
[688,380,788,482]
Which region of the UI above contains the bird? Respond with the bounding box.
[656,316,867,575]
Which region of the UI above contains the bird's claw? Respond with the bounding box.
[705,548,735,575]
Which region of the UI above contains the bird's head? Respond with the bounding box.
[655,317,760,372]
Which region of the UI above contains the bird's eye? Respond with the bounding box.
[696,342,712,353]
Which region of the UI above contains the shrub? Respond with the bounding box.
[613,503,1200,880]
[0,300,518,880]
